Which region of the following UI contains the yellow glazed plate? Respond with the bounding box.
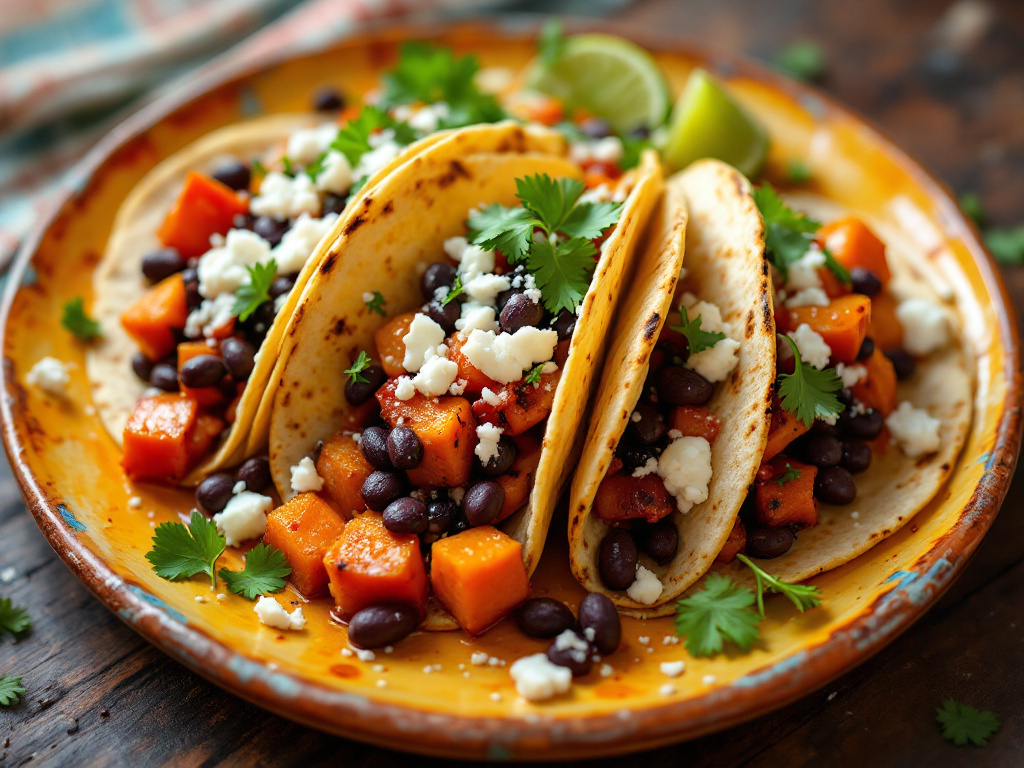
[1,20,1020,760]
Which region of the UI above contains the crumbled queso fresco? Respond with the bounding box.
[627,564,663,605]
[213,491,273,547]
[634,435,713,514]
[679,294,740,383]
[886,401,942,457]
[509,653,572,701]
[290,456,325,494]
[26,356,70,396]
[789,323,832,371]
[254,595,306,630]
[896,298,949,356]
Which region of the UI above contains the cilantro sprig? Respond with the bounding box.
[146,511,226,586]
[0,597,31,639]
[219,543,291,600]
[61,297,102,341]
[441,276,464,307]
[331,106,417,170]
[233,260,277,322]
[365,290,387,316]
[670,305,725,356]
[468,174,622,314]
[524,363,545,386]
[777,335,845,427]
[936,699,1000,747]
[0,675,25,707]
[775,463,802,486]
[345,350,373,385]
[674,573,761,657]
[736,554,821,616]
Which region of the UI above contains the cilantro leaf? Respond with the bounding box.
[61,297,102,341]
[345,350,372,385]
[774,41,826,82]
[467,204,540,263]
[985,226,1024,265]
[736,554,821,616]
[331,106,410,169]
[365,290,386,316]
[232,260,277,322]
[560,199,622,241]
[145,510,226,586]
[281,156,295,176]
[524,363,545,386]
[674,573,761,657]
[774,463,801,487]
[670,305,726,355]
[754,184,821,279]
[620,134,652,171]
[441,275,464,307]
[517,174,587,235]
[218,543,291,600]
[777,335,845,427]
[305,151,330,182]
[526,237,596,315]
[936,699,1000,747]
[538,19,566,69]
[0,675,25,706]
[786,159,812,185]
[821,246,851,285]
[959,192,986,228]
[0,597,31,638]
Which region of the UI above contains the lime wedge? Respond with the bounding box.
[662,69,769,177]
[526,34,671,134]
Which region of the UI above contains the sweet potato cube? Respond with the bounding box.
[670,406,721,445]
[715,518,747,564]
[265,493,348,597]
[322,514,428,619]
[471,371,560,436]
[851,347,898,416]
[121,274,189,361]
[374,312,416,378]
[494,435,542,523]
[754,456,818,528]
[187,413,225,464]
[817,216,891,287]
[122,394,199,482]
[869,290,903,352]
[430,526,530,635]
[763,398,809,462]
[377,382,476,488]
[783,294,871,364]
[316,433,373,519]
[448,333,500,394]
[593,474,675,525]
[157,171,248,258]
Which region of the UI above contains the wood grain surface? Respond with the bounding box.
[2,0,1023,765]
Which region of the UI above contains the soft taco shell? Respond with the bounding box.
[569,159,776,616]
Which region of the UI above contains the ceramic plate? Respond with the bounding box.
[2,20,1019,760]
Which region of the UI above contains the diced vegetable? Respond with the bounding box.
[817,266,851,299]
[447,333,500,394]
[781,294,871,364]
[670,406,721,444]
[373,312,416,378]
[120,274,189,361]
[430,526,530,635]
[177,340,225,407]
[471,371,560,436]
[156,172,248,258]
[122,394,199,481]
[754,455,818,528]
[763,398,810,462]
[264,493,348,597]
[553,339,571,368]
[522,96,564,126]
[494,434,542,522]
[817,216,891,287]
[715,518,747,564]
[868,290,903,351]
[593,474,674,524]
[316,433,373,519]
[322,513,429,619]
[851,347,898,416]
[377,382,476,488]
[188,413,225,464]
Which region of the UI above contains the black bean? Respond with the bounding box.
[360,426,393,470]
[383,497,428,534]
[500,293,544,334]
[344,363,386,406]
[211,159,251,191]
[233,213,254,230]
[856,337,875,362]
[236,457,271,493]
[746,526,796,559]
[841,439,872,474]
[480,437,517,476]
[426,498,459,534]
[656,366,712,407]
[551,309,576,342]
[142,248,187,283]
[639,518,678,564]
[815,466,857,505]
[131,352,154,382]
[837,387,855,406]
[885,348,916,380]
[515,598,576,639]
[253,216,290,247]
[803,433,843,468]
[447,507,471,535]
[424,300,460,335]
[580,117,614,139]
[598,529,637,591]
[269,275,296,298]
[221,336,257,380]
[578,592,621,655]
[625,401,666,446]
[420,262,457,301]
[313,87,346,112]
[322,194,347,216]
[181,268,202,311]
[387,427,424,470]
[347,603,418,649]
[195,472,235,513]
[546,630,593,676]
[149,363,179,392]
[462,481,505,526]
[496,287,521,313]
[180,355,227,388]
[811,418,842,438]
[843,408,884,440]
[616,443,661,474]
[361,471,407,512]
[850,267,882,298]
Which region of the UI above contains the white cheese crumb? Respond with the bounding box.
[213,491,272,546]
[26,357,70,396]
[232,481,246,495]
[553,630,590,664]
[489,692,502,702]
[249,172,320,219]
[254,596,306,630]
[509,654,572,702]
[272,212,338,274]
[600,664,614,678]
[128,496,143,509]
[216,593,227,602]
[835,363,868,388]
[456,303,499,334]
[662,635,680,645]
[449,487,466,504]
[462,327,558,384]
[197,228,271,299]
[0,567,16,584]
[480,387,501,407]
[315,151,353,195]
[785,247,826,292]
[630,411,642,423]
[660,661,686,678]
[475,423,503,466]
[790,324,832,370]
[686,337,740,383]
[702,674,718,685]
[627,565,663,605]
[286,123,339,164]
[377,679,387,688]
[785,287,830,308]
[471,652,489,666]
[886,401,942,457]
[659,684,677,696]
[402,314,446,372]
[449,378,468,396]
[657,436,713,513]
[341,648,354,657]
[290,456,324,493]
[637,636,650,646]
[353,647,376,662]
[394,376,416,401]
[896,298,949,355]
[412,355,459,397]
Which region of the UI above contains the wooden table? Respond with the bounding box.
[2,0,1022,764]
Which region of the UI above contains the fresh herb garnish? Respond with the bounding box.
[0,597,31,638]
[786,159,812,185]
[736,554,821,616]
[985,227,1024,265]
[251,159,267,178]
[365,290,387,316]
[145,510,226,587]
[774,41,826,82]
[468,174,621,314]
[331,106,417,170]
[936,699,1000,747]
[959,192,986,228]
[281,156,295,176]
[218,543,292,600]
[670,305,725,355]
[232,260,277,322]
[524,363,545,386]
[305,151,329,182]
[774,463,802,487]
[821,247,852,285]
[777,335,845,427]
[538,19,566,69]
[345,350,372,385]
[61,297,102,341]
[674,573,761,657]
[753,184,821,279]
[441,276,463,307]
[620,133,652,171]
[0,675,25,706]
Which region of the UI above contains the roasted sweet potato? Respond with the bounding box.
[670,406,722,445]
[763,398,810,462]
[715,518,747,564]
[322,513,428,619]
[869,290,903,352]
[121,274,189,361]
[471,371,560,436]
[593,474,675,524]
[494,433,542,523]
[430,526,530,635]
[265,493,348,597]
[851,347,898,416]
[374,312,416,378]
[447,333,500,394]
[377,382,476,488]
[156,172,248,258]
[817,266,852,299]
[188,413,224,463]
[817,216,891,287]
[783,294,871,364]
[754,455,818,528]
[122,394,199,482]
[176,340,225,407]
[316,433,373,519]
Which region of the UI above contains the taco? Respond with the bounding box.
[263,122,662,635]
